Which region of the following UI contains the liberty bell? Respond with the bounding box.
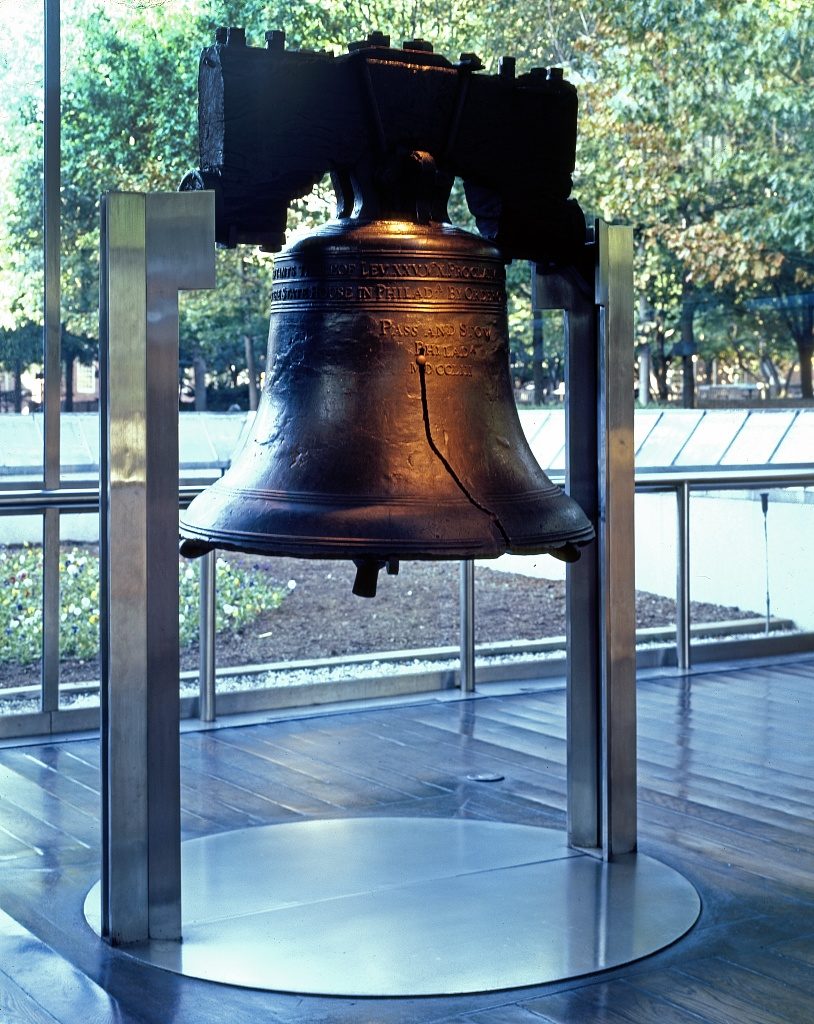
[179,29,594,595]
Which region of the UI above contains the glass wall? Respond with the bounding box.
[1,3,811,732]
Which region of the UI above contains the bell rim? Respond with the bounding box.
[178,527,593,562]
[178,516,595,561]
[179,479,595,560]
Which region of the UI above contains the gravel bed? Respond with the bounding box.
[0,556,762,694]
[5,626,801,719]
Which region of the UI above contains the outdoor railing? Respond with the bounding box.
[1,463,812,732]
[634,465,814,668]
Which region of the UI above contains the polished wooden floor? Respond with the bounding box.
[0,656,813,1022]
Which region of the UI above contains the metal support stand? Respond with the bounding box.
[535,221,636,858]
[91,211,698,994]
[99,191,215,945]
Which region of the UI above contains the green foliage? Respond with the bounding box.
[1,0,812,402]
[59,6,203,339]
[0,321,41,372]
[177,554,286,647]
[179,249,272,387]
[573,0,814,394]
[0,545,285,666]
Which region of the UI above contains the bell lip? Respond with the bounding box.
[177,523,594,563]
[178,480,595,563]
[178,537,214,559]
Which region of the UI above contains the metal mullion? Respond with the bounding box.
[99,196,110,936]
[44,0,61,486]
[42,0,61,712]
[41,510,60,712]
[676,482,691,670]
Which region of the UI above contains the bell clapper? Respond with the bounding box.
[352,558,386,598]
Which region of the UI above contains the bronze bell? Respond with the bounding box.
[180,217,593,594]
[179,30,594,595]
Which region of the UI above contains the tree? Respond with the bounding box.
[0,321,40,412]
[180,249,272,411]
[572,0,814,402]
[61,327,96,412]
[3,0,812,411]
[0,5,44,373]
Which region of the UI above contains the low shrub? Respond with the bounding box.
[0,545,285,665]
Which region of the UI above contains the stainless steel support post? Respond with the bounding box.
[595,223,637,857]
[100,191,215,945]
[534,221,636,859]
[199,549,217,722]
[676,482,691,670]
[459,560,475,693]
[536,266,600,851]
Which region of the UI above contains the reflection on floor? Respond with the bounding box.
[0,656,813,1022]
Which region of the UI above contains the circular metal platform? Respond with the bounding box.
[85,818,700,996]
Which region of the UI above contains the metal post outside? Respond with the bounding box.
[676,482,691,670]
[199,549,217,721]
[459,560,475,693]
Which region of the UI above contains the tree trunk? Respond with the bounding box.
[796,305,814,399]
[800,345,814,401]
[774,288,810,399]
[637,344,651,405]
[12,360,23,413]
[681,356,696,407]
[784,361,798,397]
[193,355,208,411]
[653,313,670,401]
[63,354,75,412]
[679,287,696,409]
[759,355,782,399]
[781,298,813,399]
[532,311,544,405]
[244,334,259,411]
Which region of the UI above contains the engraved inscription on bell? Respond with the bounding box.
[270,254,505,309]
